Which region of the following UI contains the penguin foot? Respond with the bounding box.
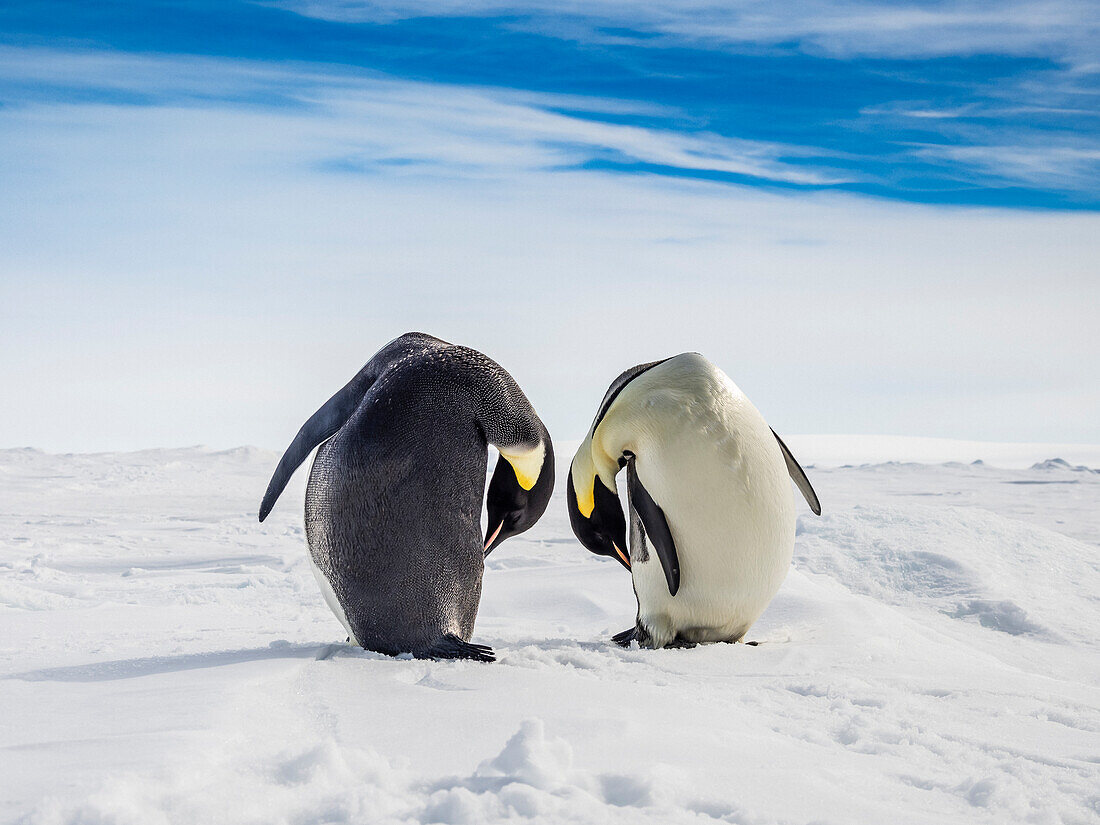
[612,625,655,647]
[416,634,496,663]
[611,626,638,647]
[666,637,698,649]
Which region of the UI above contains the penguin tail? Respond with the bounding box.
[416,634,495,663]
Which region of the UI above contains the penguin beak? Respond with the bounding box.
[611,542,631,570]
[484,520,504,555]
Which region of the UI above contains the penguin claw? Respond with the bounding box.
[416,634,496,663]
[665,637,698,649]
[611,627,638,647]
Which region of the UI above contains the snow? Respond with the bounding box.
[781,435,1100,470]
[2,439,1098,824]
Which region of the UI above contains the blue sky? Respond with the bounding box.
[1,1,1097,450]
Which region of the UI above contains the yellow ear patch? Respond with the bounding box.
[499,442,546,491]
[573,474,595,518]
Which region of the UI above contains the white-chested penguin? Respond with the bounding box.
[567,353,820,649]
[259,332,554,662]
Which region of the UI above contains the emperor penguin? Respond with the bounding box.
[567,353,820,648]
[259,332,554,662]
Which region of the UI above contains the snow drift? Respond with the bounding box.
[2,442,1097,823]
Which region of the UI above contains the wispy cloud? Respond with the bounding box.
[4,1,1096,207]
[914,143,1100,189]
[0,47,846,187]
[277,0,1100,64]
[856,90,1100,193]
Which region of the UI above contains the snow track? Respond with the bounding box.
[2,445,1098,823]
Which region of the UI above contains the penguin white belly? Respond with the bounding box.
[628,402,795,647]
[309,553,361,646]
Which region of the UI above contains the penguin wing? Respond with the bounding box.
[627,458,680,596]
[258,378,365,521]
[258,332,448,521]
[771,429,821,515]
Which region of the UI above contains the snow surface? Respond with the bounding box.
[2,439,1098,824]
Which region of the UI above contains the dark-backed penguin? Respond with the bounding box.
[567,353,820,648]
[259,332,554,662]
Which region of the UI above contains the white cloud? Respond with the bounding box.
[264,1,1100,197]
[276,0,1100,64]
[914,143,1100,188]
[0,47,840,186]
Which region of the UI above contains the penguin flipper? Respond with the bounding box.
[259,380,367,522]
[771,429,821,516]
[259,332,450,522]
[415,634,496,663]
[626,459,680,596]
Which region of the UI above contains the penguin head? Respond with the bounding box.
[484,438,556,555]
[566,445,629,570]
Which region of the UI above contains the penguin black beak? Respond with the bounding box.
[611,542,631,570]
